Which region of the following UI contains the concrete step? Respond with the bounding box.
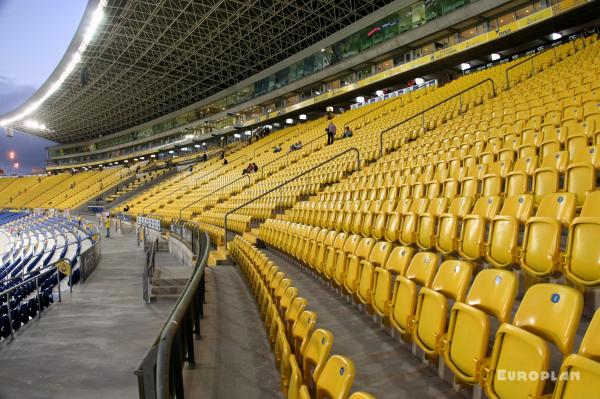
[151,286,185,296]
[208,246,233,266]
[153,266,192,286]
[243,231,258,244]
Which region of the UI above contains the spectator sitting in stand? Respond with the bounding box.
[344,126,353,138]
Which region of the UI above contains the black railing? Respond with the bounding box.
[135,227,209,399]
[223,147,361,247]
[379,78,496,157]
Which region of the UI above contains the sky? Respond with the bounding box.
[0,0,87,175]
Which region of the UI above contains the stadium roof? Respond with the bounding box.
[1,0,394,144]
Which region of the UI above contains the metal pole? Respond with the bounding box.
[56,269,61,302]
[6,292,13,339]
[36,276,41,319]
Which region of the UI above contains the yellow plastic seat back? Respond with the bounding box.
[485,284,583,399]
[443,269,517,383]
[301,328,333,393]
[293,310,318,356]
[564,191,600,286]
[316,355,355,399]
[286,297,308,340]
[287,355,304,399]
[552,308,600,399]
[383,246,414,275]
[458,196,502,261]
[348,393,376,399]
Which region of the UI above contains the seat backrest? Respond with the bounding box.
[580,191,600,217]
[342,234,360,253]
[471,196,502,218]
[535,193,576,225]
[579,308,600,361]
[293,310,318,351]
[301,328,334,383]
[404,252,440,287]
[426,197,448,216]
[571,145,600,167]
[287,355,303,399]
[316,355,355,399]
[429,260,473,301]
[384,246,414,275]
[280,287,299,314]
[498,194,534,222]
[332,232,348,250]
[513,283,583,354]
[367,241,392,267]
[409,197,429,214]
[465,269,517,323]
[286,297,308,326]
[348,393,376,399]
[447,196,473,216]
[354,237,375,259]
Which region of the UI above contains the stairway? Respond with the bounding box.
[150,266,193,299]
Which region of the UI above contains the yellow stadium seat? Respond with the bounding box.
[286,297,308,342]
[520,193,576,277]
[442,269,517,384]
[550,308,600,399]
[413,260,473,357]
[434,196,474,255]
[301,328,333,395]
[299,385,311,399]
[565,145,600,207]
[332,234,360,287]
[292,310,317,356]
[315,355,355,399]
[563,191,600,286]
[288,355,304,399]
[485,194,534,268]
[482,284,583,399]
[348,393,376,399]
[355,241,392,305]
[371,246,415,318]
[344,237,375,294]
[389,252,440,338]
[457,196,502,261]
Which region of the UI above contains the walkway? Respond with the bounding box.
[0,226,173,399]
[261,247,464,399]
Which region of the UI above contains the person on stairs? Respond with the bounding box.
[105,216,111,238]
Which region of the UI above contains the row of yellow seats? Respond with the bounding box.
[258,220,600,399]
[282,190,599,286]
[229,236,375,399]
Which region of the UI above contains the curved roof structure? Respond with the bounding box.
[1,0,393,144]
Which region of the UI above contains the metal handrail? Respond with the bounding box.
[223,147,361,247]
[143,238,158,304]
[155,229,209,399]
[379,78,496,157]
[260,133,326,179]
[253,126,300,158]
[178,174,251,219]
[1,257,72,339]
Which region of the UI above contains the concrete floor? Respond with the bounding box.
[262,247,465,399]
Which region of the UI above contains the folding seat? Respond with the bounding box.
[308,228,329,270]
[398,198,430,246]
[457,196,502,261]
[520,193,576,278]
[432,196,474,255]
[342,237,376,295]
[371,199,398,240]
[442,269,517,384]
[505,155,537,196]
[412,197,449,250]
[292,310,317,356]
[533,151,569,205]
[460,163,488,199]
[287,355,304,399]
[332,234,360,287]
[413,260,473,358]
[563,191,600,286]
[550,308,600,399]
[301,328,333,394]
[285,297,308,342]
[301,226,321,265]
[485,194,534,268]
[279,287,299,320]
[358,200,383,238]
[355,241,392,305]
[481,160,512,197]
[389,252,440,338]
[383,199,413,243]
[314,230,337,275]
[482,284,583,399]
[315,355,355,399]
[518,129,543,159]
[565,145,600,207]
[371,246,415,319]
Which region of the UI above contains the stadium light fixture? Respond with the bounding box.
[0,0,107,128]
[375,90,384,97]
[356,96,365,103]
[139,156,144,160]
[491,53,501,61]
[194,144,201,148]
[244,130,251,135]
[299,114,307,120]
[286,118,294,124]
[185,134,194,139]
[123,159,129,163]
[202,142,206,146]
[551,32,562,40]
[181,147,188,151]
[460,63,471,71]
[414,78,425,85]
[150,154,156,158]
[168,150,174,154]
[133,158,138,161]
